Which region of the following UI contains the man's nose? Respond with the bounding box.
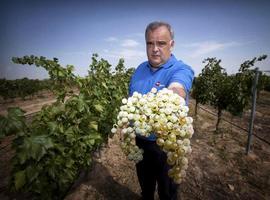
[153,44,159,52]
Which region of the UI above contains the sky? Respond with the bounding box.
[0,0,270,80]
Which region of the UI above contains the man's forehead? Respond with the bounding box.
[147,28,171,39]
[146,39,168,42]
[148,27,169,34]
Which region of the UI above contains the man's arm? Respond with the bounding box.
[168,82,186,98]
[167,63,194,100]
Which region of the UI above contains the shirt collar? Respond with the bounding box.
[147,54,177,70]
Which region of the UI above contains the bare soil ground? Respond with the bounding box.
[0,91,270,200]
[0,91,56,116]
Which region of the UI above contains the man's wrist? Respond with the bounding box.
[168,82,186,98]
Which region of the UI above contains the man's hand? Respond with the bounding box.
[168,82,186,99]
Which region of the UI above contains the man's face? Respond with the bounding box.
[146,26,174,68]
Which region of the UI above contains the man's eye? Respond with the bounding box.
[158,41,167,46]
[146,41,167,47]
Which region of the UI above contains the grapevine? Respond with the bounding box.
[0,54,133,199]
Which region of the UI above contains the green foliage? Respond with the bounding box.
[0,54,133,199]
[227,55,267,115]
[192,55,267,131]
[0,107,26,139]
[0,78,52,100]
[12,56,76,102]
[259,73,270,92]
[191,77,208,106]
[198,58,231,130]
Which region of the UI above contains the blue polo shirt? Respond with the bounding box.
[129,54,194,141]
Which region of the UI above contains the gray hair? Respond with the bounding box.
[145,21,174,40]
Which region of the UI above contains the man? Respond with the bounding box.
[129,21,194,200]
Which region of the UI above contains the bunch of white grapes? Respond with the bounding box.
[111,87,194,183]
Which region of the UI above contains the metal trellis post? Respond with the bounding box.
[246,68,260,155]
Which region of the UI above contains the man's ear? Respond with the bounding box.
[170,40,175,51]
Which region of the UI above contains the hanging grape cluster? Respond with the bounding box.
[111,87,194,183]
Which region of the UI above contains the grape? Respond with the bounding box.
[111,88,194,183]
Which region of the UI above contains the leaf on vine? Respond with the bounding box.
[94,104,104,112]
[89,121,98,131]
[89,133,102,140]
[17,151,28,165]
[8,107,25,118]
[48,122,58,134]
[102,82,108,89]
[14,170,26,190]
[26,166,39,183]
[0,107,26,137]
[23,135,54,161]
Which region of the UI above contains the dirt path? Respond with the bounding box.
[65,134,141,200]
[0,91,56,116]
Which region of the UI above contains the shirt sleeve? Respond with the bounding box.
[168,64,194,94]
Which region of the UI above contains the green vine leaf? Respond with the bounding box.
[14,170,26,190]
[94,104,104,112]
